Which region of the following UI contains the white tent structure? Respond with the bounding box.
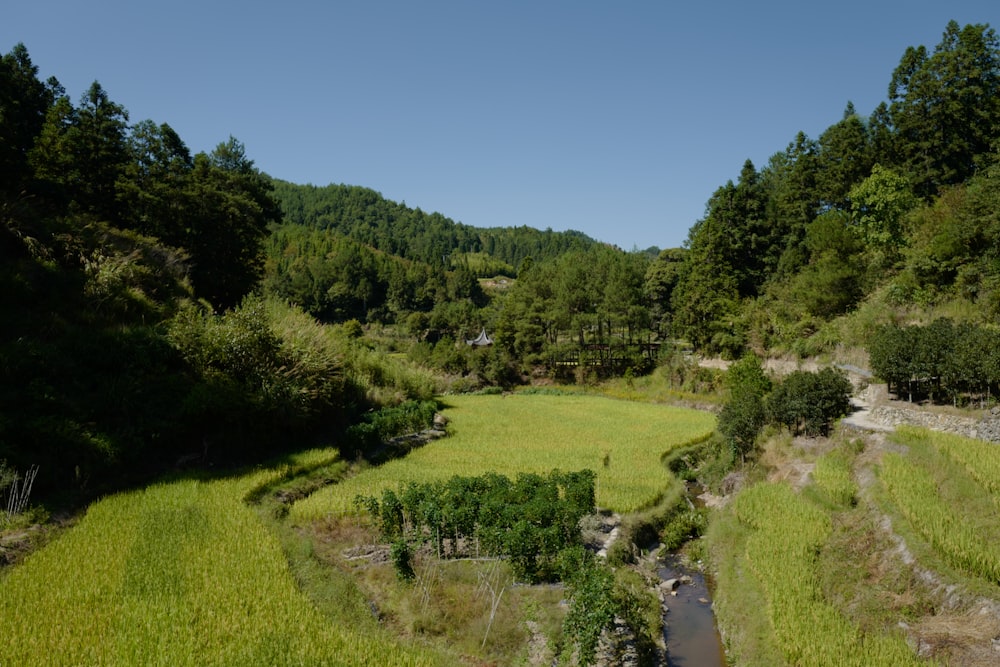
[465,329,493,346]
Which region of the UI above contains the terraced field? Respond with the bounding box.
[710,422,1000,667]
[1,395,713,665]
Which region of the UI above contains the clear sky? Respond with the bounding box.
[4,1,998,250]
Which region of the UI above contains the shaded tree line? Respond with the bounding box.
[3,42,280,311]
[0,44,409,501]
[868,319,1000,405]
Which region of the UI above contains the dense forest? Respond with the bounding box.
[3,19,1000,502]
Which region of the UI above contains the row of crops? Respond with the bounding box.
[881,427,1000,585]
[731,481,926,666]
[0,450,445,666]
[720,425,1000,666]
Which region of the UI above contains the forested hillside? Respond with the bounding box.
[265,20,1000,385]
[270,179,601,270]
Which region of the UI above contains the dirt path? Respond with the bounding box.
[841,396,895,433]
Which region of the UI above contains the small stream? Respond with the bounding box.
[657,481,726,666]
[658,554,727,667]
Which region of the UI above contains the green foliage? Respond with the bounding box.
[390,538,416,581]
[344,400,439,453]
[155,295,373,466]
[0,460,17,495]
[357,469,595,583]
[558,547,659,666]
[814,102,875,209]
[765,368,852,436]
[718,353,771,460]
[783,210,864,319]
[671,217,744,355]
[658,22,1000,356]
[725,352,772,397]
[887,21,1000,197]
[661,507,708,551]
[491,245,655,375]
[0,44,59,196]
[269,179,598,272]
[850,164,918,257]
[559,548,617,665]
[718,391,766,461]
[869,319,1000,404]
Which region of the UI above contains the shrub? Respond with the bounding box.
[356,469,595,583]
[390,538,415,581]
[766,367,851,436]
[718,353,771,460]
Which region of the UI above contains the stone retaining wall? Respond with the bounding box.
[866,405,1000,443]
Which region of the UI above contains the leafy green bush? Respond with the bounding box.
[390,538,415,581]
[661,507,708,551]
[344,400,439,453]
[559,547,617,665]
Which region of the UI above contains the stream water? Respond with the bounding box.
[658,554,727,667]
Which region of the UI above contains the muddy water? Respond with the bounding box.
[658,556,727,667]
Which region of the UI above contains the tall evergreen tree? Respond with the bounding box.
[815,102,874,210]
[117,120,194,243]
[0,44,60,197]
[888,21,1000,197]
[184,137,281,310]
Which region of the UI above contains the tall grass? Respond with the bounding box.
[812,449,858,507]
[920,428,1000,499]
[292,394,716,520]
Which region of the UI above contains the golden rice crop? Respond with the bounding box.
[733,482,928,666]
[812,450,857,507]
[291,394,715,521]
[919,428,1000,499]
[880,450,1000,584]
[0,467,444,666]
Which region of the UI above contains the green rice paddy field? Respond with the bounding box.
[292,393,716,521]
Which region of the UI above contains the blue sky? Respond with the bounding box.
[4,1,998,250]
